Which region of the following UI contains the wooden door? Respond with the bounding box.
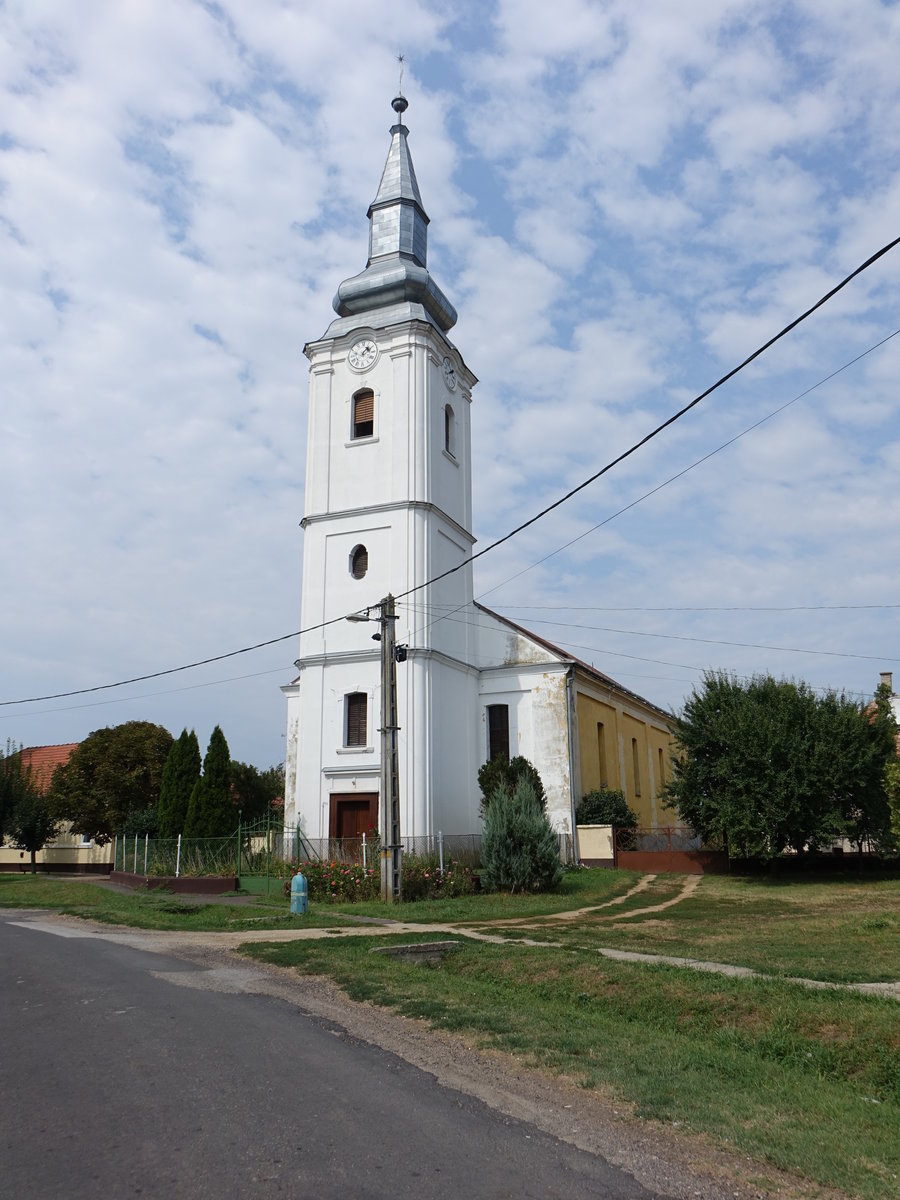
[329,793,378,840]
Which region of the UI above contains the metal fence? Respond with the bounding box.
[111,822,576,890]
[112,832,239,877]
[614,826,704,854]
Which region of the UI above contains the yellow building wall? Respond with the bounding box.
[0,823,112,871]
[575,686,676,829]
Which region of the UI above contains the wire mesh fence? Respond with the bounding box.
[111,821,576,895]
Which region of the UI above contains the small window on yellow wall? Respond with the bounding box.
[352,389,374,439]
[597,722,608,787]
[632,738,641,797]
[658,747,665,792]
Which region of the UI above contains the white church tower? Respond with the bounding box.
[283,94,482,845]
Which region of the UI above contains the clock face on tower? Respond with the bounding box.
[442,355,457,390]
[348,338,377,370]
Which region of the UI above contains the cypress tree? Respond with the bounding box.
[183,726,233,838]
[158,729,201,837]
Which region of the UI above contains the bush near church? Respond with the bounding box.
[575,787,638,829]
[481,773,563,894]
[477,754,547,815]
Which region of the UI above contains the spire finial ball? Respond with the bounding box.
[392,94,408,116]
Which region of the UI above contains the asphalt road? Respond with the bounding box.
[0,916,666,1200]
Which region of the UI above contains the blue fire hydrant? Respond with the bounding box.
[290,871,309,915]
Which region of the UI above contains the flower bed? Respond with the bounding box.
[284,855,475,903]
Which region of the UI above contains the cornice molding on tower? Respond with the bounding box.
[300,499,477,545]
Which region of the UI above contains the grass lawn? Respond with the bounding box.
[242,933,900,1200]
[0,874,351,931]
[500,873,900,984]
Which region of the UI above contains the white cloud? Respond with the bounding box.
[2,0,899,761]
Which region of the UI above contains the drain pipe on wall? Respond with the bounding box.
[565,666,580,865]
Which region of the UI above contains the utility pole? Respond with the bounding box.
[378,595,402,902]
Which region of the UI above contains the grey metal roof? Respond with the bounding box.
[332,95,457,333]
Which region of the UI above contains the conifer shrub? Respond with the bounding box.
[480,775,563,894]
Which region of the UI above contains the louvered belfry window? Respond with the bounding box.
[346,693,367,747]
[353,389,374,439]
[351,544,368,579]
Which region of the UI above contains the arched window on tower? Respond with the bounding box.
[350,544,368,580]
[352,389,374,439]
[444,403,455,456]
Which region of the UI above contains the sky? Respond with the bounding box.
[2,0,899,770]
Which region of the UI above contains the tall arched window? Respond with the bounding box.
[352,389,374,439]
[350,544,368,580]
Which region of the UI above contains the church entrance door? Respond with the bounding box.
[329,793,378,842]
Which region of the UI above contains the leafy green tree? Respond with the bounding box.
[158,729,201,837]
[481,775,563,894]
[230,760,284,824]
[575,787,637,828]
[1,743,59,871]
[0,739,26,845]
[49,721,173,844]
[885,759,900,840]
[9,781,60,874]
[477,755,546,815]
[184,726,234,838]
[667,672,895,862]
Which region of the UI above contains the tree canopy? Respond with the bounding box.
[2,742,60,871]
[666,672,895,861]
[230,760,284,825]
[184,725,234,838]
[49,721,174,844]
[157,729,201,837]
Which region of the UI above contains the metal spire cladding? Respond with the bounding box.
[332,94,457,333]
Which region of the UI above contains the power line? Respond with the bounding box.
[395,606,876,700]
[474,327,900,603]
[514,617,898,663]
[0,629,303,707]
[3,236,898,709]
[0,665,293,721]
[401,324,900,644]
[393,235,900,604]
[479,603,900,613]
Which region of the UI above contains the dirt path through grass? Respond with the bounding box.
[486,873,702,927]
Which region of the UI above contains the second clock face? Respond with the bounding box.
[348,338,377,370]
[442,355,457,390]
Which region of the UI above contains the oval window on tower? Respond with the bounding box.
[350,544,368,580]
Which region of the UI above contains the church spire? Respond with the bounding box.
[332,94,457,333]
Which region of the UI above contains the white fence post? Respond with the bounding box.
[362,831,366,868]
[144,834,149,876]
[133,834,138,875]
[175,834,182,879]
[438,830,444,874]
